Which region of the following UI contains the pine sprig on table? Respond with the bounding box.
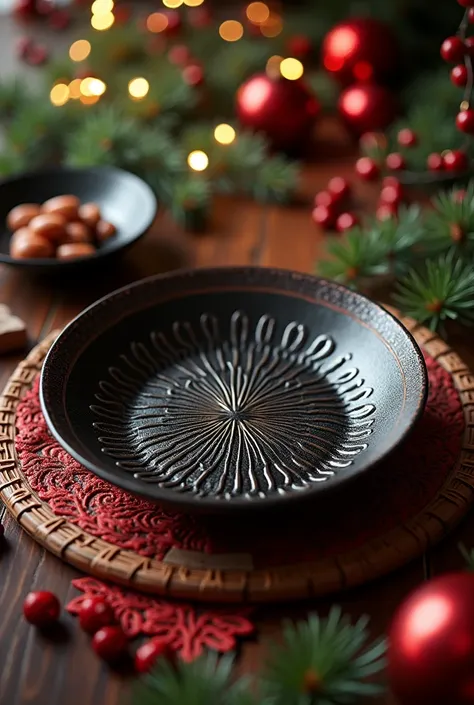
[317,229,390,287]
[423,183,474,254]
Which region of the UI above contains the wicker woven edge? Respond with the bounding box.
[0,318,473,604]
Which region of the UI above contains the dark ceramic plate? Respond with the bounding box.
[0,167,157,274]
[40,267,428,513]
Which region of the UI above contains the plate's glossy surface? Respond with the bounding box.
[40,267,428,513]
[0,167,157,273]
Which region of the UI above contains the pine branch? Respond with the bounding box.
[317,229,390,288]
[252,155,299,204]
[368,205,425,273]
[394,252,474,331]
[423,181,474,254]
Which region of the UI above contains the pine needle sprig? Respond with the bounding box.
[262,607,387,705]
[368,205,425,272]
[423,182,474,254]
[317,229,390,288]
[394,252,474,331]
[251,155,299,204]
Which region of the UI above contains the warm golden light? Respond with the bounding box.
[184,0,204,5]
[246,2,269,24]
[280,57,304,80]
[187,150,209,171]
[128,77,150,100]
[219,20,244,42]
[91,0,114,13]
[50,83,69,107]
[69,39,91,62]
[266,54,283,77]
[80,94,100,106]
[214,123,236,145]
[162,0,183,7]
[80,77,96,97]
[260,13,282,37]
[68,79,82,99]
[91,12,115,30]
[146,12,169,32]
[88,78,107,96]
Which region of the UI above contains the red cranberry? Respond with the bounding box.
[23,591,60,626]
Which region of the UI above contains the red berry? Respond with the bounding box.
[443,149,468,171]
[79,597,114,634]
[23,591,60,626]
[397,128,417,147]
[168,44,191,66]
[456,108,474,133]
[92,626,128,662]
[135,640,175,674]
[380,185,401,206]
[182,64,204,87]
[386,152,406,171]
[382,175,403,191]
[312,205,334,229]
[336,212,359,232]
[355,157,379,181]
[469,7,474,22]
[427,152,444,171]
[465,36,474,57]
[286,35,312,59]
[327,176,351,201]
[376,203,398,221]
[440,36,465,63]
[451,64,468,86]
[314,191,336,208]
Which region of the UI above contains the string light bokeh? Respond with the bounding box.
[146,12,169,33]
[91,0,115,30]
[214,124,236,145]
[69,39,91,62]
[280,58,304,80]
[128,77,150,100]
[219,20,244,42]
[246,2,270,24]
[50,83,70,107]
[188,150,209,171]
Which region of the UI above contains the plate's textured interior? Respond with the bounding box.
[40,268,428,511]
[91,311,375,499]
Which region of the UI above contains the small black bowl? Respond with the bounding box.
[40,267,428,515]
[0,166,157,274]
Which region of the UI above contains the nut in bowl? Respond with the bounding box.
[0,166,157,273]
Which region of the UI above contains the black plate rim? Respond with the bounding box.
[0,165,158,270]
[39,266,429,513]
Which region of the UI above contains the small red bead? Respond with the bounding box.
[456,109,474,133]
[286,35,312,59]
[312,205,334,229]
[92,626,128,662]
[182,64,204,87]
[376,203,398,221]
[397,128,417,147]
[23,591,60,626]
[314,190,336,208]
[451,64,468,86]
[135,641,176,674]
[380,185,401,206]
[168,44,191,66]
[469,7,474,23]
[386,153,406,171]
[443,149,469,171]
[440,36,465,63]
[79,597,115,634]
[336,212,359,232]
[427,153,444,172]
[355,157,379,181]
[327,176,351,201]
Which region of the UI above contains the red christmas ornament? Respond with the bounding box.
[168,44,191,67]
[451,64,468,86]
[286,35,312,60]
[182,64,204,87]
[456,109,474,133]
[79,597,114,634]
[427,153,445,171]
[328,176,351,202]
[236,73,320,152]
[321,18,398,84]
[92,626,128,662]
[397,128,417,147]
[336,212,359,232]
[388,572,474,705]
[314,191,336,208]
[135,641,175,674]
[338,84,397,137]
[443,150,469,171]
[23,591,60,626]
[312,205,334,229]
[355,156,380,180]
[376,203,398,220]
[440,37,465,63]
[386,152,406,171]
[469,7,474,23]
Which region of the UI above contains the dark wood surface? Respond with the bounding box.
[0,158,473,705]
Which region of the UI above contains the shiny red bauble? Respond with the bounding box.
[451,65,469,86]
[443,150,469,171]
[338,84,397,137]
[380,184,401,206]
[135,640,175,674]
[427,152,444,171]
[321,18,398,85]
[355,156,379,180]
[79,597,114,634]
[440,37,465,63]
[336,212,359,232]
[236,73,320,152]
[23,591,60,626]
[397,128,417,147]
[456,109,474,133]
[386,152,406,171]
[388,573,474,705]
[328,176,351,202]
[92,626,128,662]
